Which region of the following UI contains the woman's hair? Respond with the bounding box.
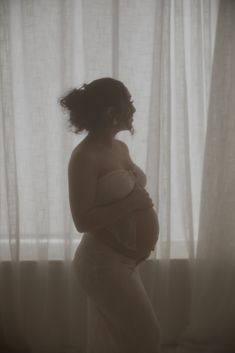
[59,77,130,134]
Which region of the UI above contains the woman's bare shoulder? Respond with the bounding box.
[115,139,131,160]
[69,140,98,173]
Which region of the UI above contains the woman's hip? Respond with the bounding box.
[73,232,137,275]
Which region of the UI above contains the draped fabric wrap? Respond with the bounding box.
[96,167,146,251]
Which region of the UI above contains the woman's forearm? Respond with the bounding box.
[91,227,137,258]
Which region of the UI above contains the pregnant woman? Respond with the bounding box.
[60,77,161,353]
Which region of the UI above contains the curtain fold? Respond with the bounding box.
[1,1,233,352]
[144,0,219,344]
[178,1,235,351]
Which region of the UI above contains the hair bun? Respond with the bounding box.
[81,83,88,90]
[60,86,87,112]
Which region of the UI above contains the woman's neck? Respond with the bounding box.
[86,129,117,149]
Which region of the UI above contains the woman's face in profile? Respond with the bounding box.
[117,89,136,132]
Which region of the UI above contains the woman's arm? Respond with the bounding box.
[92,227,137,259]
[80,193,136,232]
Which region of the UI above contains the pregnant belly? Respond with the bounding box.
[134,207,159,257]
[92,207,159,262]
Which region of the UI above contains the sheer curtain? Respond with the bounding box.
[1,1,234,353]
[178,1,235,352]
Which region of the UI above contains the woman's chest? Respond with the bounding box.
[83,138,146,185]
[95,146,131,178]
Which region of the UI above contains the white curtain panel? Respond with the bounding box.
[178,1,235,352]
[0,0,219,262]
[2,0,234,352]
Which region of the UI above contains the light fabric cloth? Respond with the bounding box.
[95,166,146,251]
[73,232,161,353]
[178,1,235,351]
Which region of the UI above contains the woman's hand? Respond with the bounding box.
[92,227,152,264]
[129,182,154,211]
[91,228,137,259]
